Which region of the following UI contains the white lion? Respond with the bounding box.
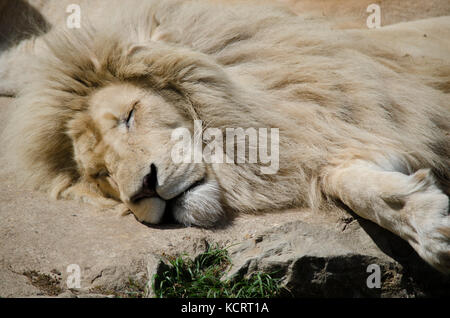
[0,0,449,273]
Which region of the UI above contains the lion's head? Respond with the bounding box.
[4,19,298,228]
[68,81,225,226]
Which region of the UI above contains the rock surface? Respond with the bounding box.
[226,218,450,297]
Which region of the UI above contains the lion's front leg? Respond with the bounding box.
[322,158,450,273]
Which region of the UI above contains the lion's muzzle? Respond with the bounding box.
[127,162,208,225]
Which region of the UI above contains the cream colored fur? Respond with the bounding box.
[0,0,449,272]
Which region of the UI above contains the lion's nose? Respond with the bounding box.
[130,163,159,203]
[143,163,158,193]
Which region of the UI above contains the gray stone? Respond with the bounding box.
[225,219,450,297]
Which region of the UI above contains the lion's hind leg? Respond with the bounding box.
[322,156,450,273]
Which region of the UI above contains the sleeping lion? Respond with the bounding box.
[0,0,449,273]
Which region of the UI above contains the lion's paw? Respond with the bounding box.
[406,182,450,274]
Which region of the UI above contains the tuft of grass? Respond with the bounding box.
[152,246,283,298]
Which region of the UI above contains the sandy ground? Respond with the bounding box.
[0,0,449,297]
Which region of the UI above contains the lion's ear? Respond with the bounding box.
[67,112,93,141]
[66,112,98,154]
[66,112,101,183]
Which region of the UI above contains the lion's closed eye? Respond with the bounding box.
[123,101,139,130]
[92,168,109,179]
[125,108,135,129]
